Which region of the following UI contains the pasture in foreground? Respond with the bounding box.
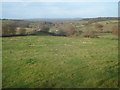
[2,34,118,88]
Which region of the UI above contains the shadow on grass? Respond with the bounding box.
[1,31,67,37]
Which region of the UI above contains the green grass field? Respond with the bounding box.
[2,34,118,88]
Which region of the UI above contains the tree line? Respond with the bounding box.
[2,20,118,37]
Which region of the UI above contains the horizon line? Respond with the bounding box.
[1,16,119,20]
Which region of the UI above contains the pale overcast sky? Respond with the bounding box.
[2,0,118,19]
[2,0,119,2]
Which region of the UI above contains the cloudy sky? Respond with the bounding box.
[2,0,119,19]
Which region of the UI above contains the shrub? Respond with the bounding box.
[82,30,98,38]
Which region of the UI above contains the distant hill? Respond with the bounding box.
[24,18,83,21]
[1,17,119,21]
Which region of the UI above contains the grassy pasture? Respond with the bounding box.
[2,34,118,88]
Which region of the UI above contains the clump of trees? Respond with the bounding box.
[52,24,76,36]
[80,23,98,38]
[56,27,66,36]
[56,24,76,36]
[65,25,75,36]
[2,22,28,36]
[40,25,49,33]
[54,23,99,38]
[19,28,26,35]
[111,25,118,35]
[81,30,98,38]
[94,23,103,32]
[2,23,17,36]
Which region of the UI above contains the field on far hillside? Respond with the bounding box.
[2,34,118,88]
